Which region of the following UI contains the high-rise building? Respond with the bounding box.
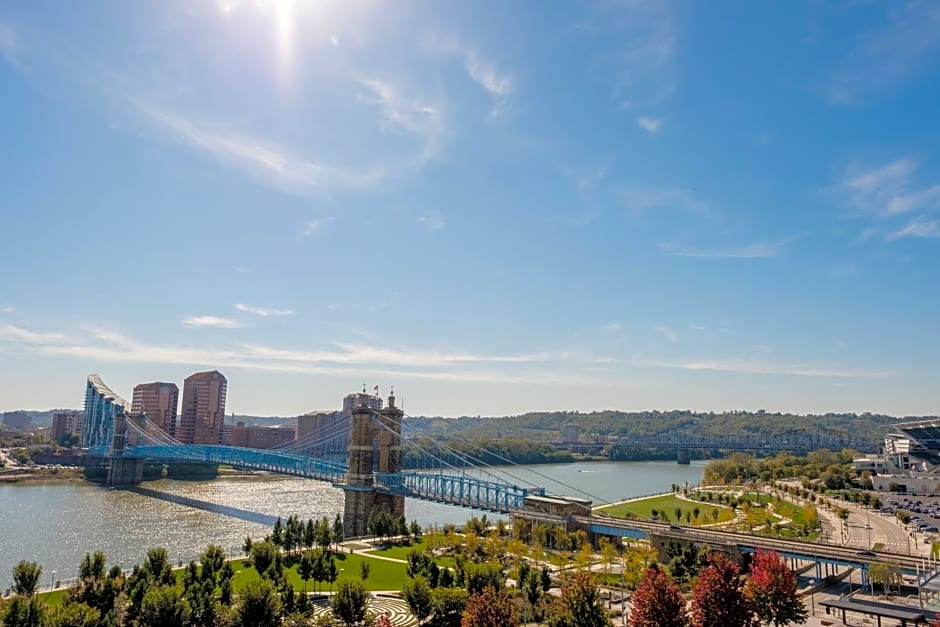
[83,374,129,449]
[177,370,227,445]
[131,382,179,439]
[2,410,30,430]
[342,392,382,416]
[51,411,84,443]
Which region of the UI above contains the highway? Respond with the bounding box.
[582,514,939,573]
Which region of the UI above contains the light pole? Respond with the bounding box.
[865,523,873,549]
[808,578,815,616]
[50,570,56,592]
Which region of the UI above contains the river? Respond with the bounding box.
[0,460,703,590]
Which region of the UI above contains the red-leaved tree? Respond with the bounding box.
[629,565,689,627]
[743,549,808,627]
[690,553,755,627]
[461,586,518,627]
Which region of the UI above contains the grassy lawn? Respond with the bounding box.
[37,551,411,609]
[362,537,427,560]
[597,494,734,525]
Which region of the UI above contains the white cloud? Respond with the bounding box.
[234,303,294,317]
[418,211,445,232]
[138,102,392,196]
[0,305,16,314]
[356,78,443,149]
[631,356,890,379]
[579,0,677,107]
[181,316,246,329]
[612,186,713,217]
[636,116,661,133]
[828,2,940,105]
[302,218,333,237]
[0,324,71,344]
[0,22,23,71]
[888,217,940,240]
[660,240,787,259]
[465,54,512,98]
[421,34,513,118]
[654,325,678,343]
[832,157,940,243]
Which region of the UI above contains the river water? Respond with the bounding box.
[0,460,703,589]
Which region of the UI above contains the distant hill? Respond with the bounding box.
[402,410,918,442]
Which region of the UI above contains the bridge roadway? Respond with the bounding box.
[581,514,935,573]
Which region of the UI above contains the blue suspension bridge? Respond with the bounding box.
[84,374,927,583]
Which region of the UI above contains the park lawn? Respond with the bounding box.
[38,552,411,610]
[234,552,411,592]
[597,494,734,525]
[362,537,427,560]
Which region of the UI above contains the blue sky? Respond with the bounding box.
[2,0,940,418]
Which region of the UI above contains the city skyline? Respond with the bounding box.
[2,1,940,417]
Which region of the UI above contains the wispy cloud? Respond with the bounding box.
[888,217,940,240]
[0,324,71,344]
[660,239,787,259]
[233,303,294,317]
[464,53,513,117]
[138,102,392,196]
[831,157,940,243]
[654,325,678,343]
[579,0,677,107]
[631,356,890,379]
[421,34,513,118]
[612,186,713,218]
[0,305,16,314]
[302,218,333,237]
[181,316,246,329]
[0,21,23,71]
[636,116,661,133]
[356,78,443,153]
[827,2,940,105]
[418,210,445,232]
[0,322,605,387]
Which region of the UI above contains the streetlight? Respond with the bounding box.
[808,578,815,616]
[50,570,56,592]
[865,523,873,549]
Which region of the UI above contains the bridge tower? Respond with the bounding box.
[341,391,404,537]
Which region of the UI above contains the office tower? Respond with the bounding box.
[177,370,227,445]
[131,382,179,439]
[51,411,84,443]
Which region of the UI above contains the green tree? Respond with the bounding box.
[360,560,371,583]
[743,549,808,627]
[305,519,316,551]
[250,541,280,579]
[11,561,42,597]
[272,517,284,549]
[546,572,610,627]
[236,579,283,627]
[402,576,433,624]
[299,550,316,594]
[431,587,468,627]
[326,554,339,594]
[332,579,370,627]
[333,514,345,550]
[138,585,190,627]
[45,602,101,627]
[243,534,253,558]
[2,596,45,627]
[317,516,334,552]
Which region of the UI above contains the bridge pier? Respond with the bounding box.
[107,457,144,485]
[677,448,691,465]
[106,410,146,485]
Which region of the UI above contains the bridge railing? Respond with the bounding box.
[375,471,544,513]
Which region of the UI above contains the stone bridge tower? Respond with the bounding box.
[341,391,404,537]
